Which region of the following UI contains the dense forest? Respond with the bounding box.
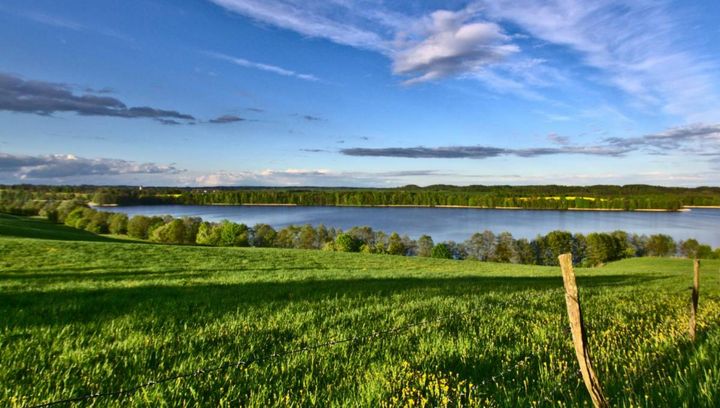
[3,184,720,211]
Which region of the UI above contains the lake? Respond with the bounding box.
[98,205,720,246]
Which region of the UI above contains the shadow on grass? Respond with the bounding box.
[0,274,666,329]
[0,213,128,243]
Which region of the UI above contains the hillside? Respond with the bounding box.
[1,215,719,407]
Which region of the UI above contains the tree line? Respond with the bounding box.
[15,198,719,266]
[4,184,720,211]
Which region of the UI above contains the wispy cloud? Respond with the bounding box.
[209,0,389,52]
[10,8,133,42]
[603,123,720,152]
[481,0,720,121]
[206,51,320,82]
[208,114,246,124]
[193,168,473,187]
[209,0,720,117]
[340,123,720,159]
[208,1,519,85]
[341,145,629,159]
[0,72,195,124]
[0,152,182,179]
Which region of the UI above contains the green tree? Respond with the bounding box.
[150,219,186,244]
[416,235,434,257]
[679,239,700,258]
[297,225,318,249]
[85,211,110,234]
[386,232,405,255]
[646,234,676,257]
[542,231,574,265]
[127,215,153,239]
[91,190,117,205]
[493,232,515,263]
[253,224,277,247]
[108,213,129,235]
[219,220,249,247]
[196,222,222,246]
[514,238,536,264]
[584,233,616,266]
[335,233,361,252]
[465,231,495,261]
[431,243,452,259]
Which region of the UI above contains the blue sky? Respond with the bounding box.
[1,0,719,186]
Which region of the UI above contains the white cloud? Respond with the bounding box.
[0,152,182,179]
[480,0,720,121]
[208,0,720,118]
[208,0,520,85]
[392,10,518,84]
[209,0,389,52]
[206,51,319,81]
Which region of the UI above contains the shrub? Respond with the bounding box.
[416,235,434,257]
[680,239,700,258]
[335,233,361,252]
[108,213,129,235]
[219,220,249,247]
[64,207,94,229]
[387,232,405,255]
[196,222,222,246]
[493,232,515,263]
[150,219,186,244]
[85,211,110,234]
[127,215,153,239]
[646,234,676,257]
[431,243,452,259]
[253,224,277,247]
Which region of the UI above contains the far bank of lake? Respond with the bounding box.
[97,205,720,247]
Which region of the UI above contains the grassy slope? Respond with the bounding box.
[1,216,719,407]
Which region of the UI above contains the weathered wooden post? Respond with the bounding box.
[559,253,609,408]
[689,259,700,341]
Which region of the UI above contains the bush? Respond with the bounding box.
[431,243,452,259]
[64,207,94,229]
[196,222,222,246]
[150,219,186,244]
[108,213,129,235]
[335,233,361,252]
[680,239,700,258]
[127,215,153,239]
[219,220,250,247]
[181,217,202,244]
[253,224,277,247]
[646,234,676,257]
[387,232,405,255]
[585,233,618,266]
[416,235,434,257]
[85,211,110,234]
[493,232,515,263]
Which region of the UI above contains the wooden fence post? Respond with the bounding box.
[559,253,609,408]
[689,259,700,341]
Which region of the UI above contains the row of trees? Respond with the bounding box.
[6,184,720,211]
[56,205,720,266]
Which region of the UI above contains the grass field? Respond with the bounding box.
[1,214,719,407]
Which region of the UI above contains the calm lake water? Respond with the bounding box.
[99,205,720,246]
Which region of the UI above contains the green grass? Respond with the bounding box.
[1,216,719,407]
[0,213,124,243]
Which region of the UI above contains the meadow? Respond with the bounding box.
[1,214,719,407]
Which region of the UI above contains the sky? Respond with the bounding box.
[1,0,719,187]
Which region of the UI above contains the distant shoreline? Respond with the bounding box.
[113,203,698,212]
